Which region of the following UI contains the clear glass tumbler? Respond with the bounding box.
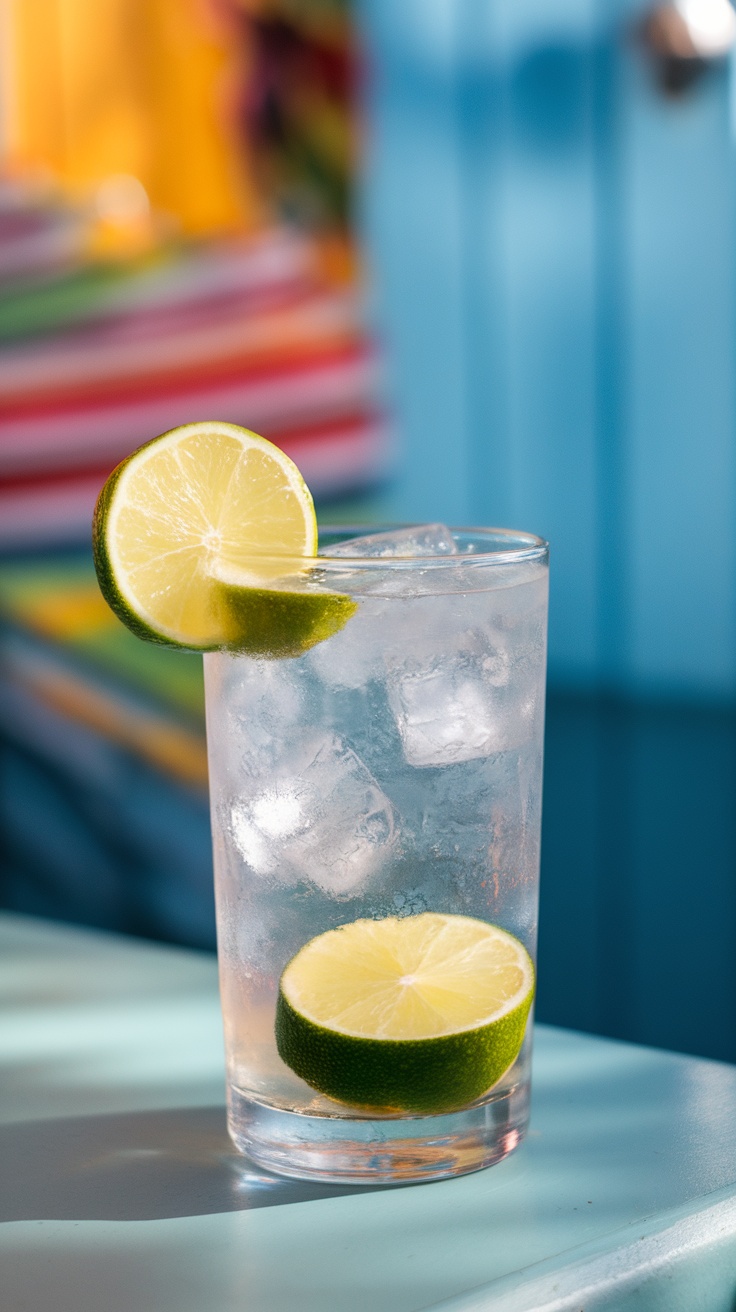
[204,527,549,1183]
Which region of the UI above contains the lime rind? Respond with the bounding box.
[214,579,358,659]
[276,985,533,1115]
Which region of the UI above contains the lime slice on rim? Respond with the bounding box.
[275,912,535,1114]
[92,421,350,654]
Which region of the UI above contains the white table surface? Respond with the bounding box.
[3,911,736,1312]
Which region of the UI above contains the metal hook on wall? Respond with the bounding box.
[639,0,736,94]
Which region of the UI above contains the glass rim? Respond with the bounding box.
[314,524,549,570]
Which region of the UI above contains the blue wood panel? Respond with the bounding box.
[537,692,736,1062]
[358,0,736,701]
[357,0,473,525]
[623,58,736,697]
[496,5,600,682]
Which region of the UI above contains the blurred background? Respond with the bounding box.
[0,0,734,1065]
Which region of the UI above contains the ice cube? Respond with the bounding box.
[388,630,534,767]
[216,659,306,778]
[307,597,392,688]
[326,524,457,558]
[230,732,397,895]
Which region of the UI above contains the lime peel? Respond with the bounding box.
[213,574,358,659]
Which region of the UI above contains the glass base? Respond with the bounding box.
[228,1080,530,1184]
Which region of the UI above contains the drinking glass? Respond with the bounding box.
[204,526,549,1183]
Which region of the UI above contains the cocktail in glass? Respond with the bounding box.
[204,525,549,1183]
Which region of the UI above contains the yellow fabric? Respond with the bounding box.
[2,0,261,238]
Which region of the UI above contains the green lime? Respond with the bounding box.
[275,912,535,1114]
[92,421,319,650]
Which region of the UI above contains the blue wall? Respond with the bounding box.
[357,0,736,701]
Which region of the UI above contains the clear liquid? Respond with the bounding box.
[204,555,548,1181]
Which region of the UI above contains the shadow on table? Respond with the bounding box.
[0,1106,393,1221]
